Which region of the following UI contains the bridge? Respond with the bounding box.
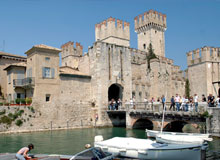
[106,102,208,133]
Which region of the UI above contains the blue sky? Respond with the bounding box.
[0,0,219,70]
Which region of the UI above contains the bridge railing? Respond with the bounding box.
[113,102,209,113]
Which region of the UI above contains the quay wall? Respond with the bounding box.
[207,107,220,137]
[0,101,110,133]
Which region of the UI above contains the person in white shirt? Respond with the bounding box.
[216,96,220,108]
[175,94,180,111]
[181,96,186,111]
[194,94,199,112]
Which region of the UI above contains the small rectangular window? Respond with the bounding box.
[46,94,50,102]
[45,57,50,61]
[8,72,11,84]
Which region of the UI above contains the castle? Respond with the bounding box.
[0,9,219,128]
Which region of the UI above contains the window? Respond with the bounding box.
[42,67,55,78]
[27,68,32,77]
[45,67,51,78]
[143,44,146,49]
[8,71,11,84]
[45,57,50,61]
[46,94,50,102]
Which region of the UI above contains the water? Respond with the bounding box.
[0,127,220,159]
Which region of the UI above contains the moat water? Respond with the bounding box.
[0,127,220,159]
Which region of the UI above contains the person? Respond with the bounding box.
[144,97,148,110]
[181,96,186,111]
[185,96,189,111]
[216,96,220,108]
[161,95,166,110]
[170,96,175,111]
[194,94,199,112]
[208,94,215,107]
[189,96,193,111]
[202,94,206,102]
[175,94,180,111]
[16,144,34,160]
[117,98,122,110]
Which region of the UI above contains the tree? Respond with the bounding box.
[185,79,190,98]
[146,43,157,70]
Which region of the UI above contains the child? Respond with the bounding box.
[16,143,34,160]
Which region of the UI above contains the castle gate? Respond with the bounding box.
[108,83,123,101]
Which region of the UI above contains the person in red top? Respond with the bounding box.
[16,143,34,160]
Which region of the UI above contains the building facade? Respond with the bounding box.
[0,9,218,127]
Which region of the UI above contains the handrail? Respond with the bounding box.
[13,77,35,87]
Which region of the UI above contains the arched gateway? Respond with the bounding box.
[108,83,123,101]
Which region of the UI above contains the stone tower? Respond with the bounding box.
[95,17,130,47]
[187,46,220,98]
[134,10,167,57]
[61,41,83,69]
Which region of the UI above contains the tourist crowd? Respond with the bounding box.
[108,93,220,111]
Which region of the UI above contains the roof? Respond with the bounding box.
[33,44,61,51]
[59,66,91,78]
[25,44,61,55]
[0,51,27,59]
[4,62,27,70]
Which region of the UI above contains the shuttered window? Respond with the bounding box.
[42,67,55,79]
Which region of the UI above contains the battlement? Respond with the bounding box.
[134,9,166,32]
[186,46,220,66]
[95,17,130,47]
[61,41,83,58]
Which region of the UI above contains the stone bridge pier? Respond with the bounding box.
[126,110,204,132]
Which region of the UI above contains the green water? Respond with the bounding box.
[0,127,220,159]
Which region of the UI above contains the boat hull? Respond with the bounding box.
[94,137,202,160]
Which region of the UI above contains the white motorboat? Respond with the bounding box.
[94,135,204,160]
[146,129,210,139]
[156,134,213,145]
[70,147,115,160]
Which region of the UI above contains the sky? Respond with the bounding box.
[0,0,219,70]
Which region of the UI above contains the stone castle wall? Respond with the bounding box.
[130,48,185,101]
[187,47,220,98]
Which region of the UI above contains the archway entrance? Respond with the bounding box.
[133,119,153,129]
[163,121,188,132]
[108,83,123,101]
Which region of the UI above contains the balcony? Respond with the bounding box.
[13,77,35,88]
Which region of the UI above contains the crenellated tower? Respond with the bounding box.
[95,17,130,47]
[134,10,167,57]
[61,41,83,69]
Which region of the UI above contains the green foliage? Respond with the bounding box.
[0,102,3,106]
[15,119,23,127]
[185,79,190,98]
[20,99,26,105]
[15,98,21,104]
[146,43,157,70]
[12,113,18,120]
[0,109,6,115]
[29,107,35,113]
[202,111,213,119]
[8,113,13,118]
[0,116,12,125]
[25,97,32,104]
[17,110,24,116]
